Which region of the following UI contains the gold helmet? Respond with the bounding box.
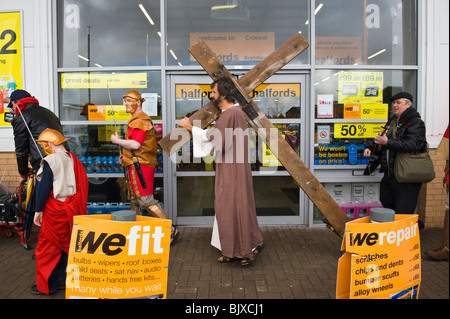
[123,89,145,113]
[36,128,70,155]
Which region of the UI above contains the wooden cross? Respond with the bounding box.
[159,33,349,237]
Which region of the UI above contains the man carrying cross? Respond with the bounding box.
[179,76,264,266]
[162,34,349,238]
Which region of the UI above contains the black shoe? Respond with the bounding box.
[30,285,46,295]
[58,280,66,290]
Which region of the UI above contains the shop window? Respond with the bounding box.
[58,0,161,67]
[62,123,164,176]
[166,0,309,66]
[58,71,162,122]
[315,0,417,65]
[177,176,298,217]
[175,82,301,119]
[313,69,417,166]
[175,122,300,172]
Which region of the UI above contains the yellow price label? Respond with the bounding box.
[334,123,385,139]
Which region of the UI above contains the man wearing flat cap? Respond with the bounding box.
[364,92,427,218]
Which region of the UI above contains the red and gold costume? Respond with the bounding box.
[34,129,88,294]
[123,111,157,198]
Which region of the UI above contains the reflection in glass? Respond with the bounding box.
[167,0,309,66]
[58,0,161,67]
[316,0,417,65]
[59,71,162,122]
[314,69,417,119]
[177,176,298,217]
[175,83,301,119]
[176,123,300,172]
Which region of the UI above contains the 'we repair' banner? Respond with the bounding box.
[66,215,171,299]
[337,215,421,299]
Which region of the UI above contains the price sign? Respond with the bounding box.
[338,71,383,104]
[344,103,388,120]
[0,11,23,126]
[334,123,385,139]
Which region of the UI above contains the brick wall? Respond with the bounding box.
[0,152,21,192]
[418,148,448,228]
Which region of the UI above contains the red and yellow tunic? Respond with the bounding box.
[122,112,157,197]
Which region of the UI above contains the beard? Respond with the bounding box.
[212,95,222,107]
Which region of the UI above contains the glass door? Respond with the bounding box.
[168,73,307,226]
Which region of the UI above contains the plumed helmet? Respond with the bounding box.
[123,89,145,102]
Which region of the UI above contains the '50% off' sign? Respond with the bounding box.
[334,123,385,139]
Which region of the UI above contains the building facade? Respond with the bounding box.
[0,0,448,228]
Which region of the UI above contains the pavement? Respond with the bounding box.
[0,225,448,300]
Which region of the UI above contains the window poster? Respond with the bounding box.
[317,94,334,118]
[338,71,383,104]
[0,11,23,126]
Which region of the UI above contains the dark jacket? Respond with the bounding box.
[12,99,65,175]
[378,107,427,176]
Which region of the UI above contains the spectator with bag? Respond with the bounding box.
[364,92,428,220]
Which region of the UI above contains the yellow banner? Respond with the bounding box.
[66,215,171,299]
[0,11,23,126]
[337,215,421,299]
[61,73,147,89]
[334,123,385,139]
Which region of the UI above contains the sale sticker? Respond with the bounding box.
[87,105,131,121]
[361,104,388,120]
[344,104,388,120]
[334,123,385,139]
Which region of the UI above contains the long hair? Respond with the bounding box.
[211,76,237,103]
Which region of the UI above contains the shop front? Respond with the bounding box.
[54,0,421,227]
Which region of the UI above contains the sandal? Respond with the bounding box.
[170,226,180,246]
[241,243,265,266]
[217,256,235,263]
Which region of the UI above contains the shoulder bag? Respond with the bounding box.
[394,147,435,183]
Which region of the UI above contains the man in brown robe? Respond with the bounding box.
[180,76,264,266]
